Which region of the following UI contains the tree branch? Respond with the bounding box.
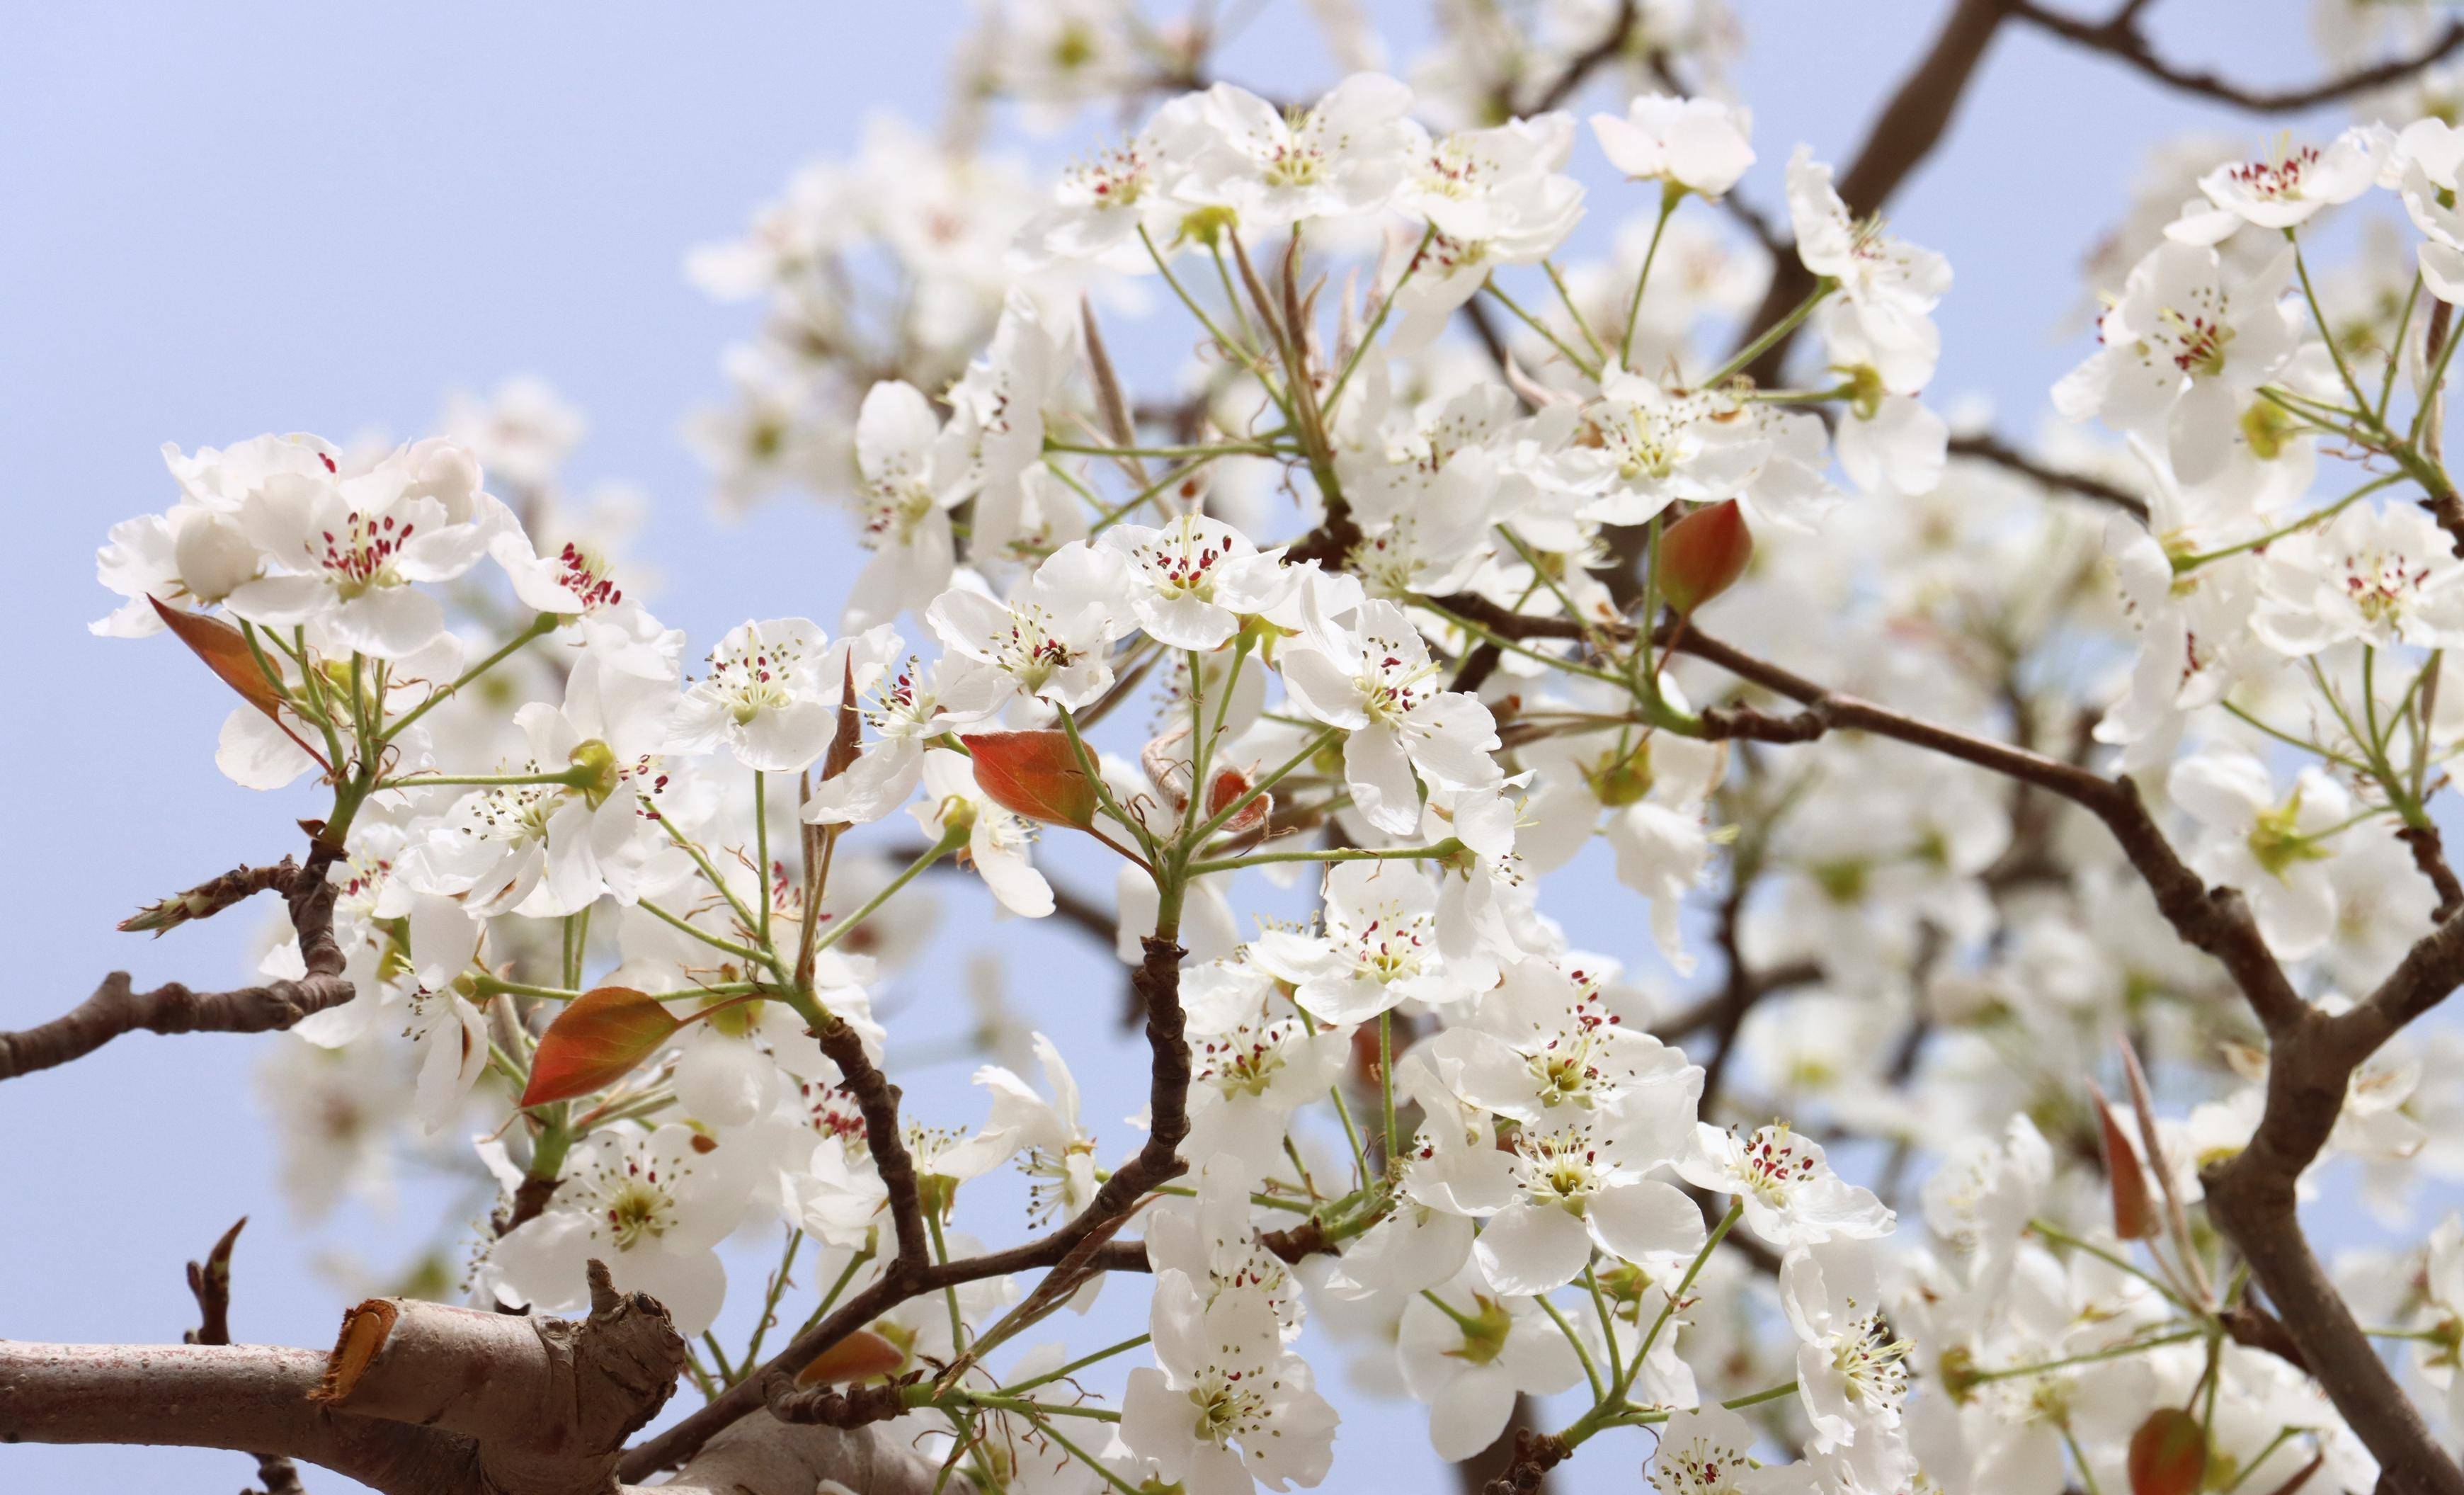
[2010,2,2464,112]
[1,841,350,1083]
[1949,431,2152,523]
[1662,618,2464,1490]
[617,932,1194,1482]
[1670,622,2309,1034]
[1521,0,1636,114]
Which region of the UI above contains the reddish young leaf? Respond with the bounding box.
[2090,1083,2160,1241]
[1654,499,1753,615]
[2127,1407,2208,1495]
[794,1327,906,1387]
[1206,766,1270,835]
[962,731,1097,829]
[520,987,682,1108]
[149,597,287,721]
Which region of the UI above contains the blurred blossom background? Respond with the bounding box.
[0,1,2441,1489]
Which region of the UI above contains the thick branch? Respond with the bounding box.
[314,1263,684,1495]
[649,1412,936,1495]
[2203,1005,2464,1495]
[0,967,353,1082]
[182,1216,307,1495]
[0,1342,468,1493]
[2011,3,2464,112]
[816,1023,934,1271]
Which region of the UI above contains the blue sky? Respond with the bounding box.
[0,1,2389,1489]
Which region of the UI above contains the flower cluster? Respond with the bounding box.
[84,11,2464,1495]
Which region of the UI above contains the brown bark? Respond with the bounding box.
[0,1258,935,1495]
[1,844,351,1082]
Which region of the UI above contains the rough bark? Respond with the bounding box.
[0,1259,938,1495]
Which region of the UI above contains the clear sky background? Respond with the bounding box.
[0,1,2407,1490]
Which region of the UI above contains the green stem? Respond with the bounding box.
[381,769,588,792]
[811,831,963,957]
[1188,841,1458,876]
[1619,186,1681,370]
[1545,258,1607,365]
[1328,226,1436,413]
[637,899,775,970]
[999,1333,1153,1397]
[384,613,558,741]
[1483,280,1599,379]
[1378,1011,1398,1161]
[1962,1326,2203,1386]
[1701,278,1836,387]
[1189,727,1338,843]
[1536,1292,1606,1402]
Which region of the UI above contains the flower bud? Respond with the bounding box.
[2126,1409,2207,1495]
[1654,499,1752,616]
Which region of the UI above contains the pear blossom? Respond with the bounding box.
[1397,1268,1586,1462]
[804,646,1005,826]
[1385,115,1588,351]
[1591,94,1755,198]
[671,616,845,772]
[1019,130,1180,264]
[91,440,285,635]
[1788,147,1950,398]
[224,438,508,659]
[1439,955,1704,1125]
[1276,598,1503,835]
[1120,1271,1340,1495]
[2171,126,2392,240]
[1149,1154,1306,1337]
[1325,1060,1515,1297]
[2252,499,2464,654]
[1781,1241,1915,1487]
[1100,513,1294,649]
[1648,1402,1820,1494]
[1175,74,1415,229]
[940,292,1062,557]
[1677,1123,1894,1250]
[2398,118,2464,302]
[910,746,1055,918]
[928,543,1131,711]
[2053,241,2297,485]
[976,1033,1100,1224]
[841,380,971,627]
[402,671,685,917]
[491,1122,753,1336]
[1476,1109,1708,1294]
[1180,953,1352,1176]
[2169,751,2352,960]
[1250,860,1483,1024]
